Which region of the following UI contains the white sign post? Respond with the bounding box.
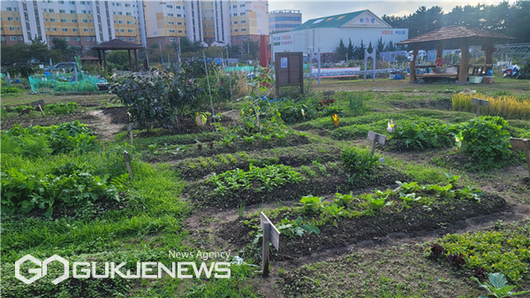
[368,131,386,155]
[260,212,280,277]
[472,97,489,117]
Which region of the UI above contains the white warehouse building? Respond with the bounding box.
[271,9,409,60]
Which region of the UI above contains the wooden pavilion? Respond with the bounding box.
[397,26,514,83]
[92,39,144,72]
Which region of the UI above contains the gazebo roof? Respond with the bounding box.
[80,55,99,61]
[92,39,144,50]
[397,26,514,46]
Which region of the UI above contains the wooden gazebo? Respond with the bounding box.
[397,26,514,83]
[92,39,144,72]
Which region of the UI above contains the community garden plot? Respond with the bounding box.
[2,62,530,297]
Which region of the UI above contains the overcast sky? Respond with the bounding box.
[268,0,516,22]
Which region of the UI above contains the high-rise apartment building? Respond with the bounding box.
[230,0,268,47]
[1,0,269,51]
[143,0,187,49]
[269,10,301,34]
[0,0,146,50]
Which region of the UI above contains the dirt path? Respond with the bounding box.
[87,108,128,141]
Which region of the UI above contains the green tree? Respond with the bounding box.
[376,37,385,53]
[335,39,347,62]
[347,39,355,60]
[28,39,51,63]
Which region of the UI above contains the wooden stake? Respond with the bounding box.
[262,222,270,277]
[37,104,45,117]
[127,113,133,146]
[84,98,87,114]
[123,150,133,179]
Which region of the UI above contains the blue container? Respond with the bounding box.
[487,69,493,76]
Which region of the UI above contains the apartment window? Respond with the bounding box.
[117,12,122,15]
[92,37,95,40]
[85,37,90,41]
[61,19,67,22]
[43,8,47,12]
[71,19,77,23]
[19,36,23,41]
[17,27,21,31]
[241,28,246,32]
[233,13,237,16]
[16,17,19,21]
[233,21,237,24]
[120,37,125,41]
[59,9,65,13]
[119,29,124,32]
[70,10,76,13]
[59,0,64,3]
[241,20,246,24]
[50,18,56,22]
[82,10,86,13]
[80,1,85,4]
[1,37,5,41]
[126,12,131,16]
[90,29,94,32]
[69,1,75,3]
[234,29,238,32]
[83,19,88,23]
[176,6,181,9]
[129,38,134,41]
[177,22,182,25]
[49,9,54,12]
[168,21,174,25]
[242,36,247,40]
[116,3,121,6]
[112,2,115,5]
[169,29,175,33]
[73,28,79,32]
[7,17,13,21]
[52,28,58,31]
[127,21,132,24]
[11,36,17,40]
[74,37,80,41]
[125,4,130,7]
[46,28,50,31]
[84,28,89,32]
[45,18,48,21]
[240,4,245,7]
[167,5,172,8]
[118,20,123,24]
[9,27,15,31]
[232,5,236,8]
[63,37,69,41]
[234,37,238,40]
[178,30,183,33]
[62,28,68,31]
[89,20,93,23]
[86,46,91,50]
[177,14,182,17]
[0,27,3,30]
[167,13,173,16]
[169,37,175,41]
[240,12,245,16]
[128,29,133,32]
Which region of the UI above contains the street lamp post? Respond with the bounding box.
[159,40,163,64]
